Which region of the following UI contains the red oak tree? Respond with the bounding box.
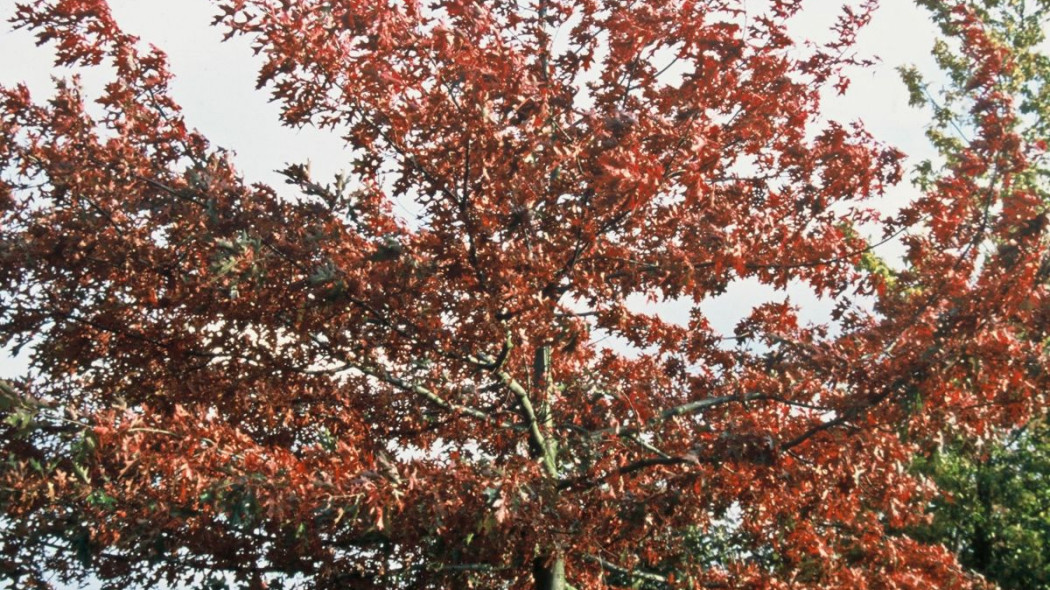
[1,0,1047,588]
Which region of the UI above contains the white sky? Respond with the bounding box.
[0,0,941,380]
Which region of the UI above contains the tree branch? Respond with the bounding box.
[584,554,669,586]
[495,367,559,477]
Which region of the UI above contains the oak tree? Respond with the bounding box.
[898,0,1050,586]
[1,0,1048,588]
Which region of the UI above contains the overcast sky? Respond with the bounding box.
[0,0,942,382]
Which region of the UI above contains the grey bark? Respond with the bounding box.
[532,346,565,590]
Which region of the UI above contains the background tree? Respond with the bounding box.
[0,0,1048,588]
[911,419,1050,590]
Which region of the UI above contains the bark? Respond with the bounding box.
[971,465,993,573]
[532,346,565,590]
[533,555,566,590]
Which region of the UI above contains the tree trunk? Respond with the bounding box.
[532,346,565,589]
[533,555,566,590]
[971,465,993,573]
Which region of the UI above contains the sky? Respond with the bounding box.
[0,0,942,393]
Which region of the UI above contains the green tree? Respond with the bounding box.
[912,421,1050,589]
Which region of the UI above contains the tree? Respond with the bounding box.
[0,0,1047,588]
[898,1,1050,586]
[911,419,1050,590]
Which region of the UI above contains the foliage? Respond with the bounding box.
[897,2,1050,588]
[0,0,1048,588]
[912,420,1050,590]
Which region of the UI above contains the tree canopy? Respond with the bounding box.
[1,0,1049,588]
[911,418,1050,590]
